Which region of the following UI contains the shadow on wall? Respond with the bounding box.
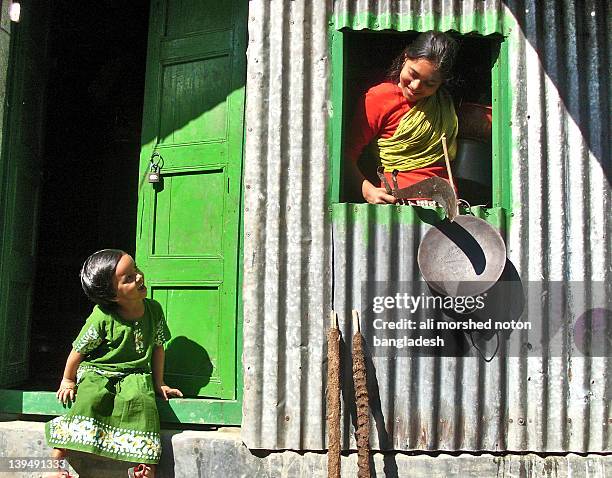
[502,0,610,186]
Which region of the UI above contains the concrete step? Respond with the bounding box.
[1,419,611,477]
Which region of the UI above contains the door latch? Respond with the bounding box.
[148,152,163,184]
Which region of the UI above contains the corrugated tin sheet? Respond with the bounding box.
[331,204,611,453]
[241,0,612,452]
[331,205,514,453]
[242,0,332,450]
[334,0,507,35]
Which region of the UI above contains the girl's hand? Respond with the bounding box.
[155,384,184,401]
[56,378,77,404]
[363,183,397,204]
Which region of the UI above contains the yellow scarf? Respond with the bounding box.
[376,88,458,172]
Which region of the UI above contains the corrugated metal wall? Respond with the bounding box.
[242,0,611,452]
[334,0,506,35]
[503,0,611,453]
[242,0,332,449]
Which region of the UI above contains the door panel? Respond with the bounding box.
[0,1,48,387]
[152,170,225,256]
[152,285,228,397]
[159,56,231,143]
[165,0,232,36]
[137,0,246,400]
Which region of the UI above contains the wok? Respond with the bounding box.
[417,215,506,297]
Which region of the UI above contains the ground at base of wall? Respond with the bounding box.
[0,420,610,477]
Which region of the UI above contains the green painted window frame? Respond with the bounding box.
[328,27,513,211]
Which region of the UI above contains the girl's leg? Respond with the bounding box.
[51,447,67,459]
[45,448,71,477]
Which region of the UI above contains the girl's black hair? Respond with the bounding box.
[80,249,125,313]
[386,30,459,83]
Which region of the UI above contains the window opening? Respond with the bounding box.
[340,30,502,207]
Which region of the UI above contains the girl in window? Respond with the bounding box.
[346,31,459,204]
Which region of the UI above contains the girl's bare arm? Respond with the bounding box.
[56,349,84,403]
[152,345,183,400]
[345,159,396,204]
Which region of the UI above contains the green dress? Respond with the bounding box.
[46,298,169,464]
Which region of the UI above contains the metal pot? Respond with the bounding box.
[453,138,492,198]
[454,102,492,204]
[417,215,506,297]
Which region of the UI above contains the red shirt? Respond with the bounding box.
[347,82,451,190]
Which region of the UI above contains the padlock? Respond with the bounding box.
[148,169,160,183]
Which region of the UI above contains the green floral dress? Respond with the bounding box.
[46,298,169,464]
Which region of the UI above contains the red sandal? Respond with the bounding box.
[128,464,150,478]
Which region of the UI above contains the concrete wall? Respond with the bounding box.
[0,420,611,478]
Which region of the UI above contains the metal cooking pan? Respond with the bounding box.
[417,215,506,297]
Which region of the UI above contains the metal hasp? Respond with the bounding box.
[147,152,163,184]
[377,166,459,221]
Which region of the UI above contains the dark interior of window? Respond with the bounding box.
[23,1,150,391]
[342,30,501,206]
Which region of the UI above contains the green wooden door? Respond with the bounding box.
[136,0,246,400]
[0,1,49,387]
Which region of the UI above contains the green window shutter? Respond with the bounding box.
[0,1,49,387]
[136,0,247,400]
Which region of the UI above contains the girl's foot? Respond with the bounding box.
[128,464,154,478]
[45,448,71,477]
[43,470,72,478]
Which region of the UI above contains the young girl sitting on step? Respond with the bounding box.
[46,249,183,478]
